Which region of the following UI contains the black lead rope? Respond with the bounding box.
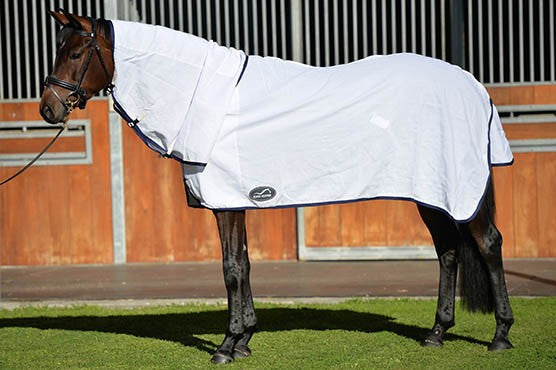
[0,124,66,187]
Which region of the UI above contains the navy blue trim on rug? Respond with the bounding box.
[111,97,167,156]
[236,55,249,86]
[492,158,514,167]
[211,195,482,223]
[459,99,496,223]
[108,20,115,64]
[112,95,209,165]
[108,21,206,167]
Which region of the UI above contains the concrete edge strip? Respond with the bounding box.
[0,296,545,310]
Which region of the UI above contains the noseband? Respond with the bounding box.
[44,17,113,114]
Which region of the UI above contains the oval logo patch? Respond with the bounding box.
[249,186,276,202]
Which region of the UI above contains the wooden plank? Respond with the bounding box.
[245,211,265,260]
[68,164,94,263]
[362,200,388,246]
[488,84,556,105]
[0,137,85,153]
[512,153,539,257]
[151,159,180,262]
[1,102,47,263]
[339,202,364,246]
[316,204,342,246]
[304,206,320,246]
[531,85,556,104]
[1,169,48,264]
[536,153,556,257]
[122,124,158,262]
[305,199,433,248]
[47,166,71,265]
[87,105,114,263]
[492,165,515,258]
[246,209,297,260]
[386,200,431,246]
[194,209,220,260]
[503,123,556,140]
[277,209,298,259]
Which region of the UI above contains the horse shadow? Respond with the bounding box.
[0,307,488,354]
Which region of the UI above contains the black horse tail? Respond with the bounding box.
[458,178,495,313]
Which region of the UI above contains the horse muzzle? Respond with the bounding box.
[39,100,67,124]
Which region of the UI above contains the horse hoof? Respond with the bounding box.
[488,338,513,351]
[421,337,443,348]
[211,352,234,364]
[233,345,252,359]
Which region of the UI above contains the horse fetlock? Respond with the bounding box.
[234,326,256,348]
[496,314,514,327]
[421,323,449,347]
[494,319,513,339]
[433,317,455,331]
[242,322,258,335]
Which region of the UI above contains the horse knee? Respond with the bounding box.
[438,247,457,269]
[223,262,241,289]
[476,225,503,261]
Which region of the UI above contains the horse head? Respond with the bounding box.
[39,10,113,124]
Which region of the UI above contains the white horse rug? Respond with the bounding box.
[110,20,513,222]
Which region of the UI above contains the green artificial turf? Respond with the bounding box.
[0,298,554,369]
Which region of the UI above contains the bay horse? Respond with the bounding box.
[39,11,514,364]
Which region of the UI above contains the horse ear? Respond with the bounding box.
[49,9,70,27]
[58,8,84,30]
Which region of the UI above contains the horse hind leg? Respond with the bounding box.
[468,186,514,351]
[417,205,460,347]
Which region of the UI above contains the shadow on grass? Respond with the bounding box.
[0,308,488,354]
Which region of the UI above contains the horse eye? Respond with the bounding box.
[70,53,81,60]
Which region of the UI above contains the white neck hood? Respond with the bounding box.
[110,19,246,163]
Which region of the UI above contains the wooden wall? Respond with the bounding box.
[304,85,556,258]
[489,85,556,257]
[0,101,113,265]
[1,85,554,265]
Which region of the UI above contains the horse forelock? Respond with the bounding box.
[56,26,73,50]
[96,18,112,40]
[55,18,111,55]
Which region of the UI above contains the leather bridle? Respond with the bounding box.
[44,17,113,114]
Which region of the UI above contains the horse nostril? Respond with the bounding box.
[40,104,56,123]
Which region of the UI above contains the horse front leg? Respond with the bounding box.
[232,226,257,359]
[212,210,256,363]
[418,205,460,347]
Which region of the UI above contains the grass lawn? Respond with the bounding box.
[0,298,554,369]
